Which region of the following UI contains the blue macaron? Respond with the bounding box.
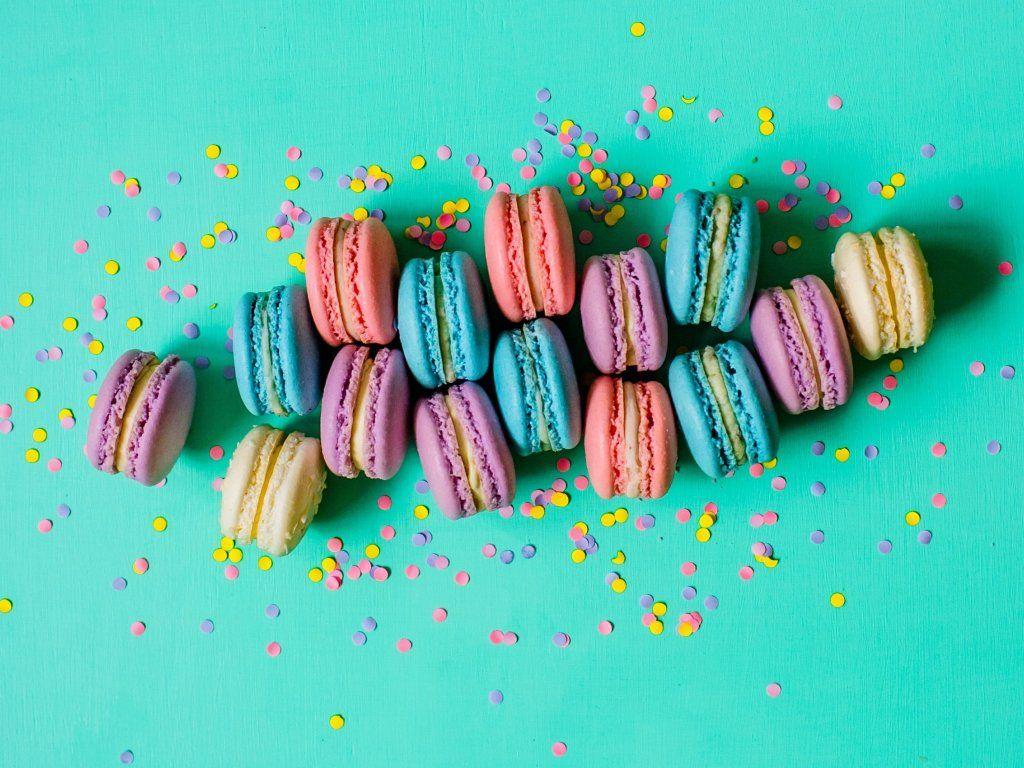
[664,189,760,331]
[668,340,778,478]
[492,318,581,455]
[233,284,321,416]
[397,251,490,389]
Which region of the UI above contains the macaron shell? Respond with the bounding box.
[713,197,760,331]
[415,393,476,519]
[219,425,282,543]
[256,433,326,556]
[530,186,576,318]
[397,257,445,388]
[665,189,710,325]
[451,382,516,510]
[305,217,350,346]
[580,254,625,374]
[232,293,264,415]
[791,275,853,409]
[320,344,368,477]
[635,381,677,499]
[750,288,816,414]
[359,348,410,480]
[445,251,491,383]
[484,191,533,322]
[669,352,731,478]
[127,356,196,485]
[877,226,934,351]
[583,376,621,499]
[343,217,398,345]
[86,349,155,473]
[716,340,779,464]
[276,285,321,414]
[832,232,894,360]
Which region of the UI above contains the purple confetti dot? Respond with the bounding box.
[147,207,161,222]
[561,144,576,158]
[527,138,541,152]
[183,322,200,339]
[635,125,651,140]
[815,181,830,195]
[811,481,826,496]
[112,577,127,591]
[194,356,210,370]
[337,175,351,188]
[813,215,829,231]
[681,586,696,600]
[536,88,551,103]
[464,154,480,168]
[222,365,235,380]
[200,619,214,633]
[521,544,536,558]
[704,595,719,610]
[921,143,936,158]
[552,632,569,648]
[361,617,377,632]
[489,689,504,704]
[353,166,367,180]
[265,603,280,618]
[811,441,825,455]
[308,166,323,181]
[120,750,134,765]
[167,171,181,185]
[35,349,47,363]
[1000,365,1015,380]
[83,369,97,383]
[411,532,426,547]
[336,550,350,565]
[918,530,932,545]
[867,181,882,195]
[987,440,1002,455]
[297,211,312,225]
[864,445,879,459]
[533,112,547,126]
[625,110,639,125]
[877,540,892,554]
[582,131,597,144]
[97,205,111,218]
[639,593,654,609]
[499,550,514,564]
[352,631,367,646]
[810,530,825,544]
[56,504,71,518]
[948,195,963,210]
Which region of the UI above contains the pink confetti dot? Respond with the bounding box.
[931,442,946,458]
[182,284,197,299]
[73,240,89,254]
[381,525,396,541]
[882,375,898,390]
[130,621,146,636]
[377,495,392,510]
[0,316,11,330]
[681,561,696,576]
[597,620,613,635]
[371,566,389,581]
[286,146,301,161]
[708,108,724,123]
[110,170,126,185]
[436,145,452,160]
[573,475,589,490]
[998,261,1013,276]
[145,257,161,271]
[47,458,62,472]
[969,361,985,376]
[482,543,496,558]
[454,571,470,586]
[432,607,448,622]
[396,638,412,653]
[489,630,503,644]
[38,519,53,533]
[556,457,571,472]
[266,641,281,657]
[766,682,782,697]
[676,508,692,523]
[327,537,343,552]
[739,565,754,580]
[763,511,778,525]
[827,94,843,110]
[552,742,567,757]
[932,493,947,508]
[771,476,787,491]
[224,565,239,580]
[405,564,420,579]
[133,558,149,574]
[0,404,11,418]
[502,631,518,645]
[209,446,224,460]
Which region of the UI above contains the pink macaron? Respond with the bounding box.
[580,247,668,374]
[305,216,399,346]
[321,345,409,479]
[583,376,677,499]
[750,274,854,414]
[484,186,575,322]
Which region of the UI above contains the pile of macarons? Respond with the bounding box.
[85,182,935,557]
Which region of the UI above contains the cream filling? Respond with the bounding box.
[701,348,746,464]
[444,395,487,509]
[786,288,823,395]
[114,361,159,472]
[860,233,898,355]
[878,227,932,350]
[700,194,732,322]
[517,194,546,312]
[349,356,374,472]
[333,220,360,341]
[259,305,285,416]
[622,383,641,498]
[256,433,326,556]
[221,426,285,545]
[613,255,638,366]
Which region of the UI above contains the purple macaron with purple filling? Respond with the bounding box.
[320,345,410,479]
[580,247,668,374]
[414,381,515,520]
[86,349,197,485]
[750,274,853,414]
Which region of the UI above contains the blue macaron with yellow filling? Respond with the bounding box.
[233,284,321,416]
[668,340,778,478]
[665,189,760,331]
[492,318,580,455]
[398,251,490,389]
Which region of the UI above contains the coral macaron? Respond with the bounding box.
[583,377,677,500]
[306,216,399,346]
[320,345,409,480]
[86,349,196,485]
[580,247,668,374]
[484,186,575,322]
[751,275,853,414]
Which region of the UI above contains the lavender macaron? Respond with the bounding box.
[86,349,196,485]
[320,345,410,480]
[580,248,668,374]
[750,274,853,414]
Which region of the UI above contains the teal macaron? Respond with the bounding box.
[665,189,760,331]
[668,340,778,478]
[492,318,581,455]
[397,251,490,389]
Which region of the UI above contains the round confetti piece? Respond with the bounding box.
[949,195,963,210]
[329,714,345,730]
[552,742,568,757]
[0,598,12,614]
[906,510,921,526]
[759,121,775,136]
[130,621,146,636]
[199,619,214,634]
[410,155,426,170]
[931,493,947,508]
[266,641,281,657]
[878,540,893,554]
[921,143,936,158]
[597,620,613,635]
[120,750,134,764]
[205,144,221,159]
[152,516,167,532]
[739,565,754,580]
[37,518,52,533]
[830,592,846,608]
[757,106,774,121]
[766,682,782,697]
[827,94,843,110]
[396,638,412,653]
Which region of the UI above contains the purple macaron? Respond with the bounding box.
[320,345,410,479]
[86,349,197,485]
[414,381,515,520]
[750,274,853,414]
[580,248,668,374]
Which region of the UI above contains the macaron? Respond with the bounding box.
[665,189,760,331]
[484,186,575,322]
[583,376,676,500]
[831,227,934,360]
[86,349,196,485]
[305,216,399,346]
[414,381,515,520]
[580,247,668,374]
[397,251,490,388]
[321,345,409,479]
[492,318,581,455]
[220,425,326,556]
[233,284,320,416]
[668,340,779,478]
[750,275,854,414]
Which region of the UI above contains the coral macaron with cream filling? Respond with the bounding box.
[86,349,196,485]
[484,186,575,322]
[305,216,399,346]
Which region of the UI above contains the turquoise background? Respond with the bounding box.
[2,2,1022,765]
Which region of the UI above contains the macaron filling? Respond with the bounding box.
[335,219,369,343]
[92,351,156,472]
[716,342,771,462]
[225,426,286,545]
[857,232,898,353]
[685,349,740,471]
[509,324,565,452]
[118,356,179,478]
[423,394,476,515]
[607,381,657,498]
[766,286,820,411]
[311,217,347,345]
[790,278,843,409]
[446,386,502,511]
[878,227,931,350]
[350,349,390,477]
[701,194,733,322]
[499,193,536,318]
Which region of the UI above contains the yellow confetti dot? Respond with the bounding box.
[571,184,586,196]
[228,548,243,563]
[613,507,629,524]
[573,522,589,535]
[905,510,921,526]
[88,340,104,355]
[880,184,896,200]
[763,557,779,568]
[87,394,96,408]
[62,317,78,332]
[678,621,694,637]
[630,21,646,37]
[764,457,778,469]
[126,317,142,331]
[413,504,429,519]
[611,577,627,593]
[611,550,626,564]
[890,172,906,188]
[212,548,228,562]
[219,536,234,549]
[104,260,120,275]
[455,199,470,214]
[152,516,167,532]
[365,543,380,559]
[698,513,715,528]
[657,106,673,121]
[25,387,40,403]
[321,557,337,572]
[570,549,587,564]
[25,449,39,463]
[205,144,221,159]
[353,208,369,221]
[728,174,746,189]
[590,168,607,184]
[649,620,664,635]
[695,527,711,543]
[835,447,851,462]
[600,512,615,527]
[18,292,33,307]
[0,598,11,613]
[652,601,666,616]
[288,252,304,269]
[350,178,366,193]
[889,358,904,373]
[284,175,300,190]
[213,221,228,235]
[759,121,776,136]
[830,592,846,608]
[329,714,345,730]
[757,106,774,121]
[410,155,426,170]
[258,556,273,571]
[578,143,593,158]
[652,174,669,188]
[551,491,569,507]
[201,233,217,248]
[308,567,324,583]
[58,408,73,420]
[786,235,802,250]
[32,428,46,443]
[226,164,238,179]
